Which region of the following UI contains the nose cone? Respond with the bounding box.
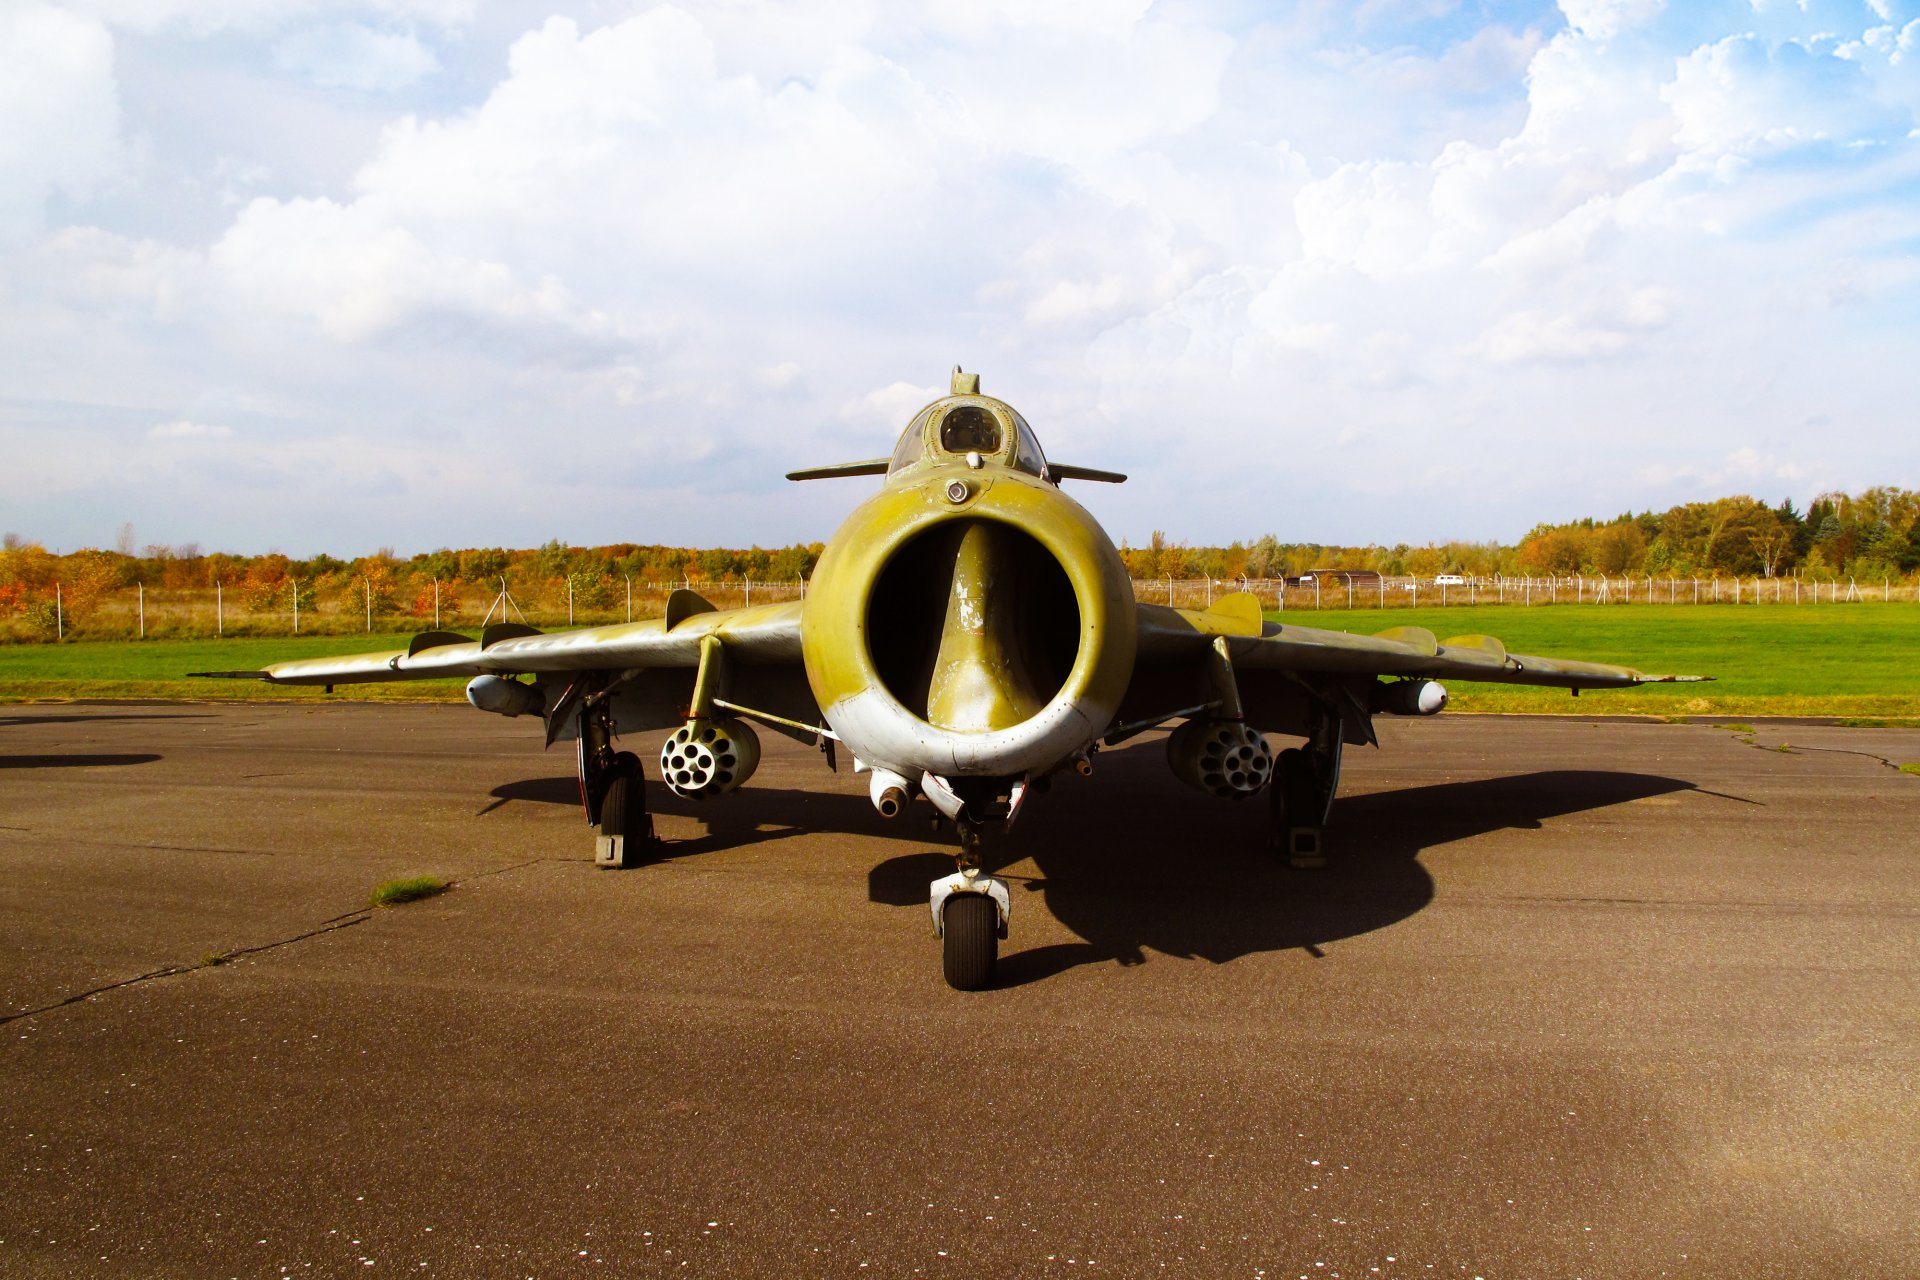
[925,520,1050,732]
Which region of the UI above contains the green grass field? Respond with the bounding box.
[1,604,1916,717]
[1267,603,1920,716]
[0,633,466,702]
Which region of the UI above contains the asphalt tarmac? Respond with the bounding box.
[1,703,1916,1278]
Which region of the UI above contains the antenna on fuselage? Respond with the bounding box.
[951,366,980,395]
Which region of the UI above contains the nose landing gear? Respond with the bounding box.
[927,807,1012,991]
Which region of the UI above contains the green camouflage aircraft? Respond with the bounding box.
[200,369,1704,989]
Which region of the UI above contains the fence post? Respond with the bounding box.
[364,578,371,632]
[138,581,145,639]
[1315,578,1321,609]
[568,576,574,626]
[626,575,632,622]
[434,579,440,629]
[56,582,63,639]
[217,580,223,636]
[746,576,752,609]
[294,580,300,634]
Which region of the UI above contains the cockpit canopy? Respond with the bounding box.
[887,395,1050,479]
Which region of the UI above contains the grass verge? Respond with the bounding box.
[370,876,449,908]
[1265,603,1920,717]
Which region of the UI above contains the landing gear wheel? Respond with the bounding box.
[597,753,653,870]
[941,894,999,991]
[1270,746,1326,868]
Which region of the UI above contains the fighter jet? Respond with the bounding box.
[197,369,1705,989]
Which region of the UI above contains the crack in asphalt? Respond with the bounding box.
[0,915,371,1028]
[1714,726,1915,774]
[0,857,560,1029]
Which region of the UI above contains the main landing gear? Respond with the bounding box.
[577,695,660,870]
[1270,710,1344,869]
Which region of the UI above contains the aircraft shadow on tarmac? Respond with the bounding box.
[0,752,163,769]
[482,753,1695,986]
[0,712,212,729]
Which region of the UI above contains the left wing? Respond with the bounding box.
[1135,592,1705,691]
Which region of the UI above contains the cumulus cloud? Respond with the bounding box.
[271,22,440,92]
[2,1,1917,552]
[0,4,123,240]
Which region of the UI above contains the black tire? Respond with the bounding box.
[599,770,645,869]
[942,894,999,991]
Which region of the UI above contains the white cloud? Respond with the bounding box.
[2,2,1917,553]
[0,4,123,240]
[65,0,475,37]
[149,420,234,439]
[1666,33,1906,157]
[841,381,943,429]
[1558,0,1666,42]
[272,22,440,92]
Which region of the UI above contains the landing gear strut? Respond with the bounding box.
[577,693,658,869]
[1271,710,1344,869]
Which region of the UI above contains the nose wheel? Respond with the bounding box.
[930,818,1011,991]
[941,893,999,990]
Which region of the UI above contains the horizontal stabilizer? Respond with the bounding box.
[786,459,890,481]
[187,670,270,680]
[1049,463,1127,484]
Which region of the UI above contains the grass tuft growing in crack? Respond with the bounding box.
[370,876,449,908]
[1899,763,1920,777]
[199,952,230,967]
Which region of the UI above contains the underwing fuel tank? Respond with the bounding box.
[801,415,1137,779]
[466,674,543,718]
[1371,679,1449,716]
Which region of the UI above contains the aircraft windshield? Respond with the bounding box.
[940,406,1001,454]
[1010,417,1047,478]
[883,400,1049,477]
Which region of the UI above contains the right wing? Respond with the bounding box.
[226,599,804,686]
[192,592,819,743]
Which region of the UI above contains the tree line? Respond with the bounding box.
[1117,489,1920,583]
[3,485,1917,636]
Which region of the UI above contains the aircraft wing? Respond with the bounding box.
[197,596,805,687]
[1135,593,1706,690]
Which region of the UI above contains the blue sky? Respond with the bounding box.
[3,0,1916,556]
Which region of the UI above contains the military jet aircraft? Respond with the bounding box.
[198,369,1704,989]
